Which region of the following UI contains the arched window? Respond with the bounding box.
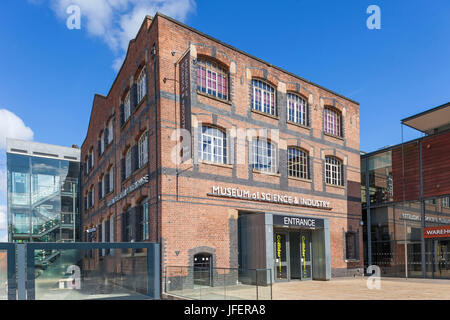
[138,131,148,168]
[288,147,309,179]
[137,68,147,103]
[251,79,276,116]
[287,93,308,126]
[324,107,342,137]
[198,125,227,164]
[124,91,131,122]
[125,147,132,179]
[252,138,277,174]
[325,156,344,186]
[196,58,229,100]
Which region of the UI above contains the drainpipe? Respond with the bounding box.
[151,43,162,296]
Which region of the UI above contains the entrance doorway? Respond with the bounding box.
[193,253,212,286]
[273,229,312,282]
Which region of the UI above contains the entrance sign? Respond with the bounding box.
[424,226,450,239]
[208,185,332,210]
[273,214,325,229]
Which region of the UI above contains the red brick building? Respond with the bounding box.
[81,13,363,286]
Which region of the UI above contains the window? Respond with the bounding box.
[324,107,342,137]
[288,147,309,179]
[142,200,149,241]
[252,138,277,174]
[124,91,131,122]
[123,210,132,242]
[108,167,114,193]
[345,232,358,260]
[100,131,105,155]
[442,197,450,208]
[138,131,148,168]
[107,119,114,144]
[198,125,227,164]
[325,156,344,186]
[196,58,229,100]
[287,93,308,126]
[251,79,276,116]
[125,148,132,179]
[101,175,106,198]
[137,68,147,103]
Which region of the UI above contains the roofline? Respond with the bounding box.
[401,102,450,123]
[155,13,359,106]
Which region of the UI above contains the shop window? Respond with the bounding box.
[288,147,309,179]
[251,79,276,116]
[198,125,227,164]
[345,232,358,260]
[287,93,308,126]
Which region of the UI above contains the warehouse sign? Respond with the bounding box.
[401,213,450,225]
[107,175,149,207]
[424,226,450,239]
[207,185,332,210]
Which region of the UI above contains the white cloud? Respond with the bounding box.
[46,0,196,69]
[0,205,6,231]
[0,109,34,149]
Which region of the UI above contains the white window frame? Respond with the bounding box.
[137,68,147,103]
[287,93,308,126]
[324,107,342,137]
[288,147,309,179]
[198,126,227,164]
[251,79,276,116]
[125,148,132,179]
[442,197,450,208]
[325,156,344,186]
[138,131,148,168]
[196,59,229,100]
[252,138,278,174]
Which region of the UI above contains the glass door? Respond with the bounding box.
[274,231,289,281]
[300,231,312,280]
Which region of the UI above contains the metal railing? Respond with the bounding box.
[165,266,272,300]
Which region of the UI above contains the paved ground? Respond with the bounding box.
[271,277,450,300]
[166,277,450,300]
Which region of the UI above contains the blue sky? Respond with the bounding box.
[0,0,449,241]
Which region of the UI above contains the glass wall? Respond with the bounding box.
[366,151,393,206]
[7,153,80,248]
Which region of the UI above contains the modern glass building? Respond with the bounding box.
[6,139,81,244]
[362,102,450,279]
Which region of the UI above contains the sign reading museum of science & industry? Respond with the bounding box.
[207,185,332,210]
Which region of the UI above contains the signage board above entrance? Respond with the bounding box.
[207,186,332,210]
[424,226,450,239]
[273,214,325,229]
